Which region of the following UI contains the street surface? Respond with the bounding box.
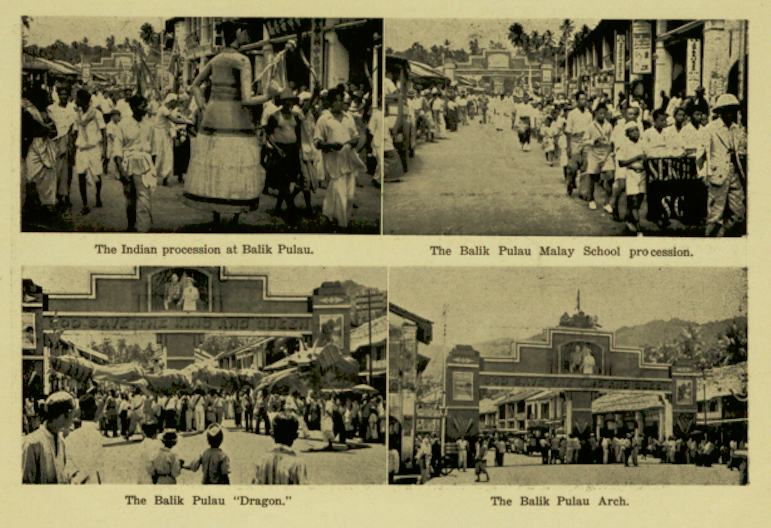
[24,170,380,234]
[418,452,743,486]
[384,118,671,236]
[91,420,385,485]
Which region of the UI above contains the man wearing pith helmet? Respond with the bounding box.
[702,93,746,237]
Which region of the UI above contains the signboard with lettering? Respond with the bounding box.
[631,21,652,75]
[479,373,672,392]
[615,34,626,81]
[686,39,702,96]
[42,315,312,333]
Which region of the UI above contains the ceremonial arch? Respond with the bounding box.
[443,312,699,442]
[23,267,352,393]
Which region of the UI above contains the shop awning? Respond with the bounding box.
[23,55,79,76]
[60,337,109,364]
[408,60,447,81]
[592,392,664,414]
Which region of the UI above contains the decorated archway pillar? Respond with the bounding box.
[444,345,481,442]
[311,282,351,354]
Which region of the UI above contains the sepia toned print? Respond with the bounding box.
[388,267,748,485]
[21,17,383,234]
[22,267,387,484]
[383,19,747,237]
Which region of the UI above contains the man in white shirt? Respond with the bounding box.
[608,105,640,221]
[642,109,670,157]
[661,106,688,157]
[457,94,469,126]
[565,90,593,196]
[66,395,105,484]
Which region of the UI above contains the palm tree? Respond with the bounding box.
[529,30,542,52]
[559,19,575,93]
[507,23,529,51]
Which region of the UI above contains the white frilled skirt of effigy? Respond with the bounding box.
[183,133,264,215]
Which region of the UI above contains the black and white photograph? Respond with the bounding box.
[383,19,748,237]
[22,266,387,484]
[21,17,383,233]
[388,267,748,485]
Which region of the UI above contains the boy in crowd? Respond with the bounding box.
[617,121,647,236]
[584,103,615,212]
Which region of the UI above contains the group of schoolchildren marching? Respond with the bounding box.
[491,88,747,237]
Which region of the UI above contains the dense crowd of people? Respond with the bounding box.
[22,385,385,485]
[394,82,747,236]
[22,23,380,232]
[405,429,747,485]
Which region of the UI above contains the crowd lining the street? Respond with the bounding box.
[404,430,747,485]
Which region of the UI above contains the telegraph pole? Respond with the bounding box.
[368,288,374,384]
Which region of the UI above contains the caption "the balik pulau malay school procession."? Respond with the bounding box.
[22,18,382,233]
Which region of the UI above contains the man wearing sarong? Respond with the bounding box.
[48,85,77,209]
[315,89,363,228]
[74,89,106,214]
[113,95,156,232]
[22,89,58,213]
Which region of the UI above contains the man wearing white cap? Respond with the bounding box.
[617,120,647,235]
[607,104,640,221]
[703,94,746,237]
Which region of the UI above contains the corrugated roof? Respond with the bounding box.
[350,315,387,351]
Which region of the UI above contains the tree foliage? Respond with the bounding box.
[390,41,469,68]
[643,318,748,367]
[23,23,155,64]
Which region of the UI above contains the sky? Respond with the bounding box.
[24,16,165,48]
[23,266,387,296]
[385,18,599,53]
[389,268,746,346]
